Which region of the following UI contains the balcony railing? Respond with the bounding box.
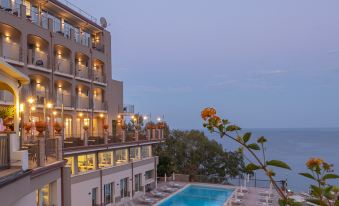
[22,136,61,169]
[1,41,22,62]
[93,70,106,83]
[56,93,72,107]
[118,104,134,114]
[28,49,49,68]
[55,58,72,75]
[92,42,104,52]
[0,133,10,170]
[75,64,90,79]
[76,96,89,109]
[93,100,107,111]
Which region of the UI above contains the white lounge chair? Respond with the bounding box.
[168,182,182,188]
[136,196,157,205]
[160,186,177,193]
[151,190,167,197]
[231,198,243,205]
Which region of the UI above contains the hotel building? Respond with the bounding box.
[0,0,164,205]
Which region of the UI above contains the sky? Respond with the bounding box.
[71,0,339,129]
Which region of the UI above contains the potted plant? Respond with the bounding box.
[35,121,47,136]
[103,124,109,130]
[146,122,155,130]
[83,125,89,131]
[24,123,32,134]
[156,122,165,129]
[53,122,63,134]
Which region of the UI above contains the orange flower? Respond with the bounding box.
[201,107,217,120]
[306,158,324,169]
[208,115,222,126]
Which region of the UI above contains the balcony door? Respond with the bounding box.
[120,178,128,199]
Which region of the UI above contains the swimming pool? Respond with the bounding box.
[157,185,234,206]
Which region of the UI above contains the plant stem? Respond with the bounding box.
[222,131,287,200]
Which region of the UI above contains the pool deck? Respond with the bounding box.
[120,181,279,206]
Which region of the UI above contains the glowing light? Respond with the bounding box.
[157,117,161,122]
[46,102,53,109]
[27,97,35,104]
[53,111,57,116]
[99,113,104,118]
[143,116,148,120]
[79,113,83,117]
[19,103,25,112]
[31,106,36,111]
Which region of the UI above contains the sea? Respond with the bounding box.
[207,128,339,192]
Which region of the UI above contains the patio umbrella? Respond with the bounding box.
[164,173,167,182]
[172,172,175,181]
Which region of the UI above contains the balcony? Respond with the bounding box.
[75,64,90,80]
[118,104,135,115]
[56,93,72,108]
[55,58,72,77]
[22,136,62,169]
[93,100,107,111]
[0,90,14,105]
[27,49,49,71]
[0,37,22,64]
[76,96,90,110]
[93,70,106,84]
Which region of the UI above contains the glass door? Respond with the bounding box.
[120,178,128,198]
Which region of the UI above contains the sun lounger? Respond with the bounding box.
[231,198,243,205]
[168,182,182,188]
[151,190,167,197]
[256,202,273,206]
[160,186,177,193]
[135,196,157,205]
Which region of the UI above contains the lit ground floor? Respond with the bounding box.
[69,157,158,206]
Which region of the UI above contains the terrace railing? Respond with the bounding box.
[0,133,10,170]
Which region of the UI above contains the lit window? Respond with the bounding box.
[98,151,113,168]
[64,156,75,174]
[36,183,50,206]
[77,153,96,173]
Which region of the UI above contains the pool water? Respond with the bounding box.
[157,185,234,206]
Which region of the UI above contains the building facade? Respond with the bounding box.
[0,1,164,205]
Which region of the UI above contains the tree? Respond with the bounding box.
[154,130,245,178]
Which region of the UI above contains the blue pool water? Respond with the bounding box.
[158,185,234,206]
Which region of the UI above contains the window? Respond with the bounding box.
[64,156,74,174]
[145,170,153,180]
[130,147,141,161]
[98,151,113,168]
[104,183,113,205]
[120,178,128,198]
[92,187,98,206]
[135,173,142,192]
[36,184,50,206]
[77,153,96,173]
[141,145,152,159]
[115,149,128,165]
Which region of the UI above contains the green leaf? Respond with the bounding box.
[310,185,322,197]
[299,173,315,180]
[245,163,261,171]
[247,143,260,150]
[243,132,251,143]
[323,174,339,180]
[226,125,241,132]
[222,119,229,125]
[266,160,291,170]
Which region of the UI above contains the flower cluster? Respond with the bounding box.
[306,157,324,169]
[201,107,216,120]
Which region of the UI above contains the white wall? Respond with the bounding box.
[71,160,156,206]
[12,191,35,206]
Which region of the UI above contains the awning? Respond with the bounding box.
[0,58,30,85]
